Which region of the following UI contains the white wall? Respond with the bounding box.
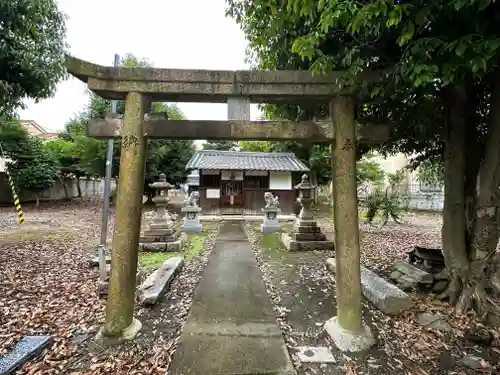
[0,176,117,204]
[0,157,7,172]
[269,171,292,190]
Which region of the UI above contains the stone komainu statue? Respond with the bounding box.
[264,192,279,208]
[183,191,200,207]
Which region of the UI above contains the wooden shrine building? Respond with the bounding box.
[186,150,309,215]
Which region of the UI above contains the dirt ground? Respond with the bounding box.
[245,211,500,375]
[1,202,499,374]
[0,199,219,374]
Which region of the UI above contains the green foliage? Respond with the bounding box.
[202,140,238,151]
[0,116,29,153]
[365,188,408,226]
[357,152,385,186]
[7,137,58,198]
[58,53,196,192]
[44,138,85,178]
[0,0,67,115]
[387,170,405,187]
[416,158,444,188]
[239,141,272,152]
[0,118,58,198]
[226,0,500,163]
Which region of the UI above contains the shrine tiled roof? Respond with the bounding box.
[185,150,309,172]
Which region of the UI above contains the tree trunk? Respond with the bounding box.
[76,177,82,198]
[62,182,69,199]
[441,78,500,317]
[35,194,40,208]
[441,84,469,305]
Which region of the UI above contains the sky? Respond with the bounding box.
[18,0,262,132]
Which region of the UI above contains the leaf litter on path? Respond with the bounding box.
[0,199,219,374]
[247,213,499,375]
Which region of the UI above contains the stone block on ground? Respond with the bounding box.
[140,233,186,252]
[281,233,334,252]
[394,261,433,284]
[432,280,449,294]
[138,256,184,306]
[396,275,419,291]
[464,327,493,347]
[460,356,486,370]
[0,336,53,375]
[389,270,403,281]
[296,346,336,363]
[326,258,413,315]
[417,312,451,332]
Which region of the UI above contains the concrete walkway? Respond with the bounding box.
[169,222,296,375]
[200,214,296,222]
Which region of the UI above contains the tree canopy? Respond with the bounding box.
[226,0,500,317]
[0,118,58,203]
[202,140,238,151]
[0,0,67,115]
[58,53,196,199]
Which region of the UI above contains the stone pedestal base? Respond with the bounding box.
[140,227,181,243]
[181,206,203,233]
[180,222,203,233]
[140,232,186,252]
[261,207,281,233]
[260,224,283,233]
[324,317,375,352]
[96,317,142,344]
[281,233,334,252]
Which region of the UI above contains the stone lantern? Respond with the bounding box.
[295,174,316,222]
[150,173,175,228]
[140,173,184,252]
[280,173,333,251]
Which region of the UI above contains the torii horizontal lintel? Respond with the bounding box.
[65,55,389,103]
[85,115,390,144]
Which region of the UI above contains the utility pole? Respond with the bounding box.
[98,53,120,283]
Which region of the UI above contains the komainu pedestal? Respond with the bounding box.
[140,173,185,252]
[180,191,203,233]
[261,192,282,233]
[281,174,334,251]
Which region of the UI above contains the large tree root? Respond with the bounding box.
[438,257,500,318]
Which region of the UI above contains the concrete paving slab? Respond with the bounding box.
[168,222,296,375]
[296,346,336,364]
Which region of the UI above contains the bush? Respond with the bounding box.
[365,187,408,225]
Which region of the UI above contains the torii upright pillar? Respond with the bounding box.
[100,92,148,340]
[325,95,375,352]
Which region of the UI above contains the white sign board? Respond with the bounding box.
[206,189,221,199]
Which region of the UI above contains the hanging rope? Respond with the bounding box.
[0,142,24,224]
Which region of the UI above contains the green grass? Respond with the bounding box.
[184,233,205,260]
[138,252,180,271]
[138,224,216,271]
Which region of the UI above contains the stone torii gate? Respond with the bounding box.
[65,55,389,351]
